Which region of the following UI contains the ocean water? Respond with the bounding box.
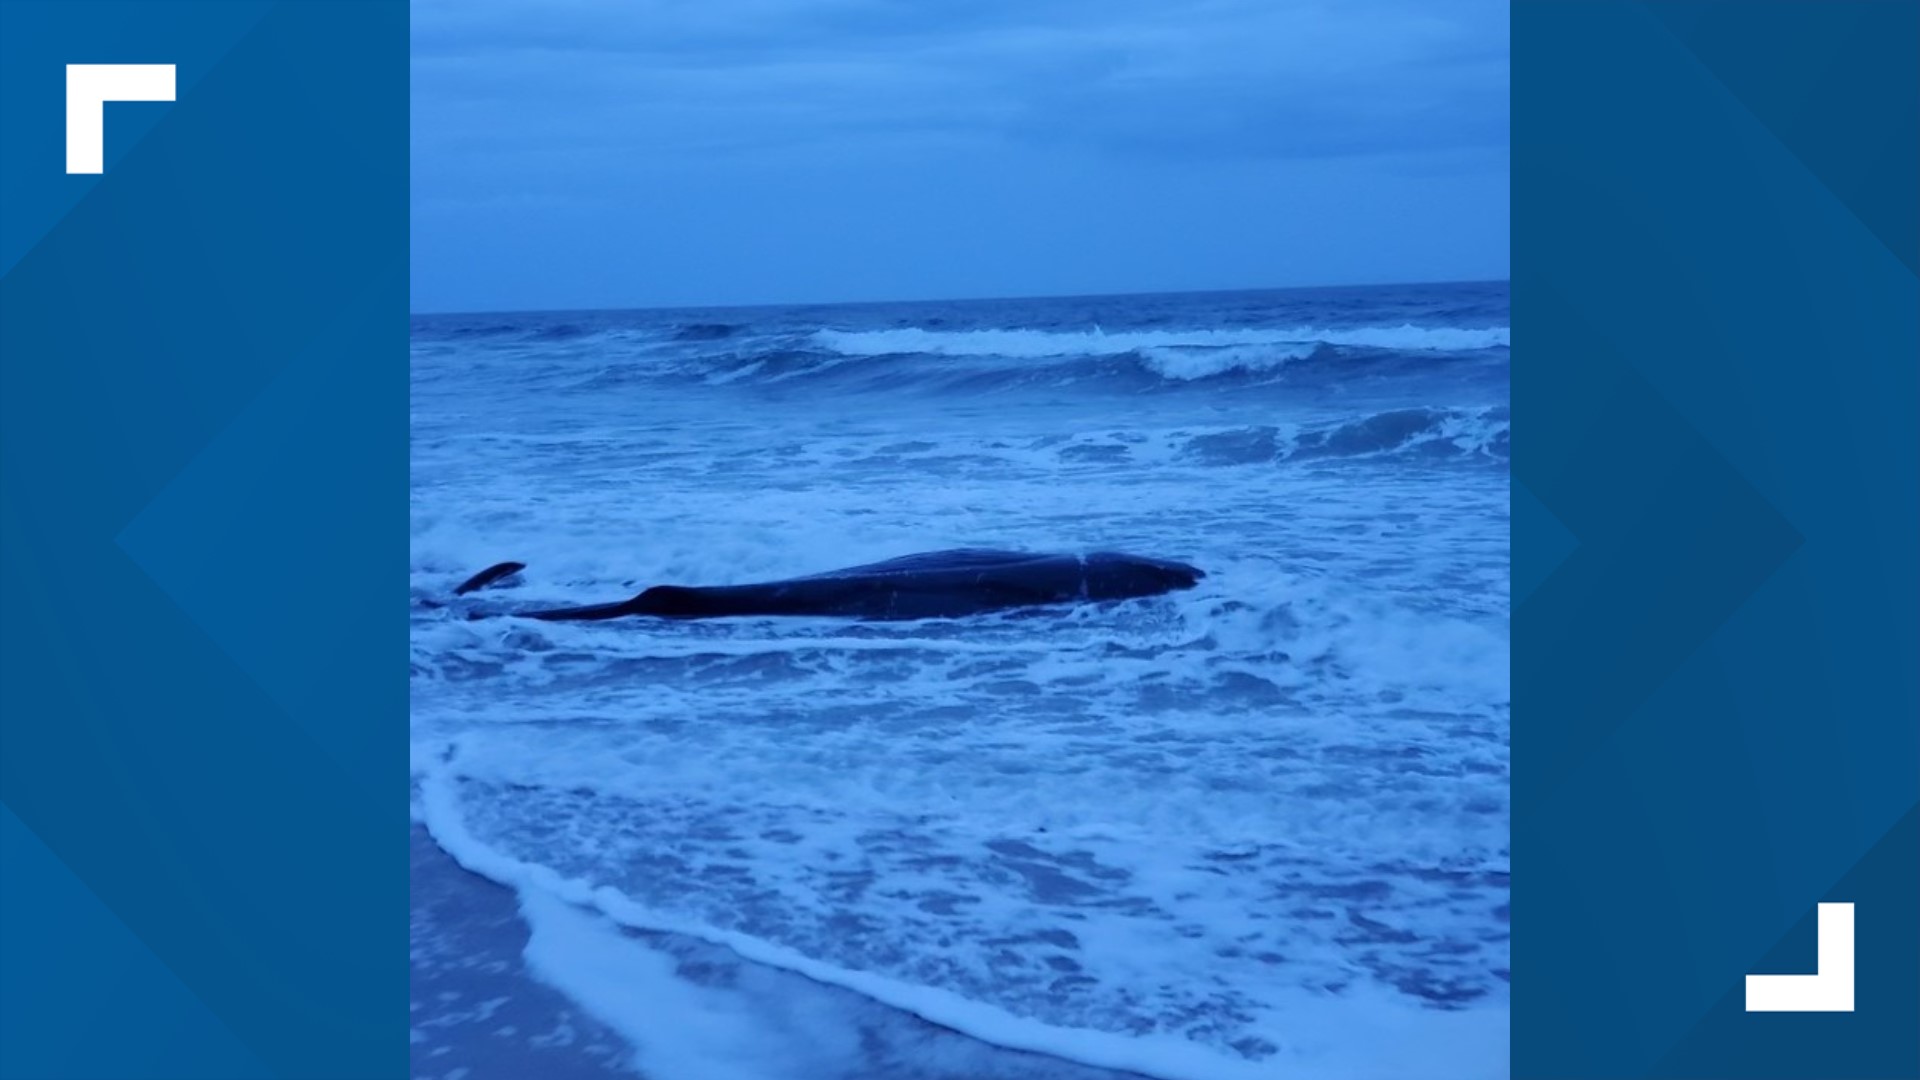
[409,282,1511,1079]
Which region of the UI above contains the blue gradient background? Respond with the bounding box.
[0,2,402,1077]
[1516,2,1917,1077]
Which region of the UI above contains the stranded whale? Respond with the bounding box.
[451,549,1204,621]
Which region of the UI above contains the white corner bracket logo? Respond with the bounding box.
[66,64,176,174]
[1745,902,1854,1012]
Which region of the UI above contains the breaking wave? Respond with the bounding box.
[811,324,1509,359]
[1181,407,1510,466]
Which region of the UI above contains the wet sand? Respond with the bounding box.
[409,825,1144,1080]
[411,826,639,1078]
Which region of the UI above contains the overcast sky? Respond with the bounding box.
[410,0,1508,312]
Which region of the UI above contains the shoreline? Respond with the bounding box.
[411,825,641,1078]
[410,824,1152,1080]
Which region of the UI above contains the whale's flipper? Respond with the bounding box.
[454,561,527,595]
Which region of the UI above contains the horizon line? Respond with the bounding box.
[409,276,1511,319]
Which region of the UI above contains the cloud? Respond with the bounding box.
[409,0,1509,309]
[412,0,1507,167]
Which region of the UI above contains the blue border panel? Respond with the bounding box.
[0,3,403,1076]
[1516,2,1918,1077]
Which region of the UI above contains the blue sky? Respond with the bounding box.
[410,0,1508,312]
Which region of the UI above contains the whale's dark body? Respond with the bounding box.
[459,549,1204,622]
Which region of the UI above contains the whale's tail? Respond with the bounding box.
[453,561,527,595]
[521,585,713,621]
[519,596,644,621]
[447,561,680,621]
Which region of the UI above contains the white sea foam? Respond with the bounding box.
[518,886,860,1080]
[1136,342,1320,380]
[424,775,1509,1080]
